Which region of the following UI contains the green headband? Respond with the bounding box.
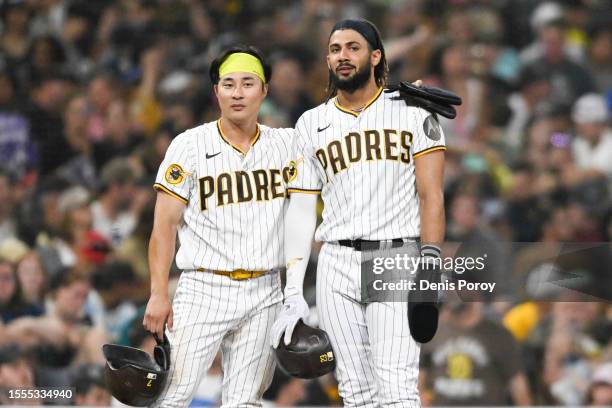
[219,53,266,83]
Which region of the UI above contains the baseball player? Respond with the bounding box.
[143,46,294,407]
[271,19,446,407]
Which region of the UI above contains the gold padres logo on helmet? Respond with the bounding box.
[146,373,157,387]
[165,164,185,185]
[319,351,334,363]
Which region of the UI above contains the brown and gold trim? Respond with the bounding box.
[153,183,188,205]
[217,120,261,155]
[413,146,447,159]
[287,187,322,195]
[333,86,383,117]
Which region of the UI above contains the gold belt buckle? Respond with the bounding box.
[196,268,265,280]
[229,269,252,280]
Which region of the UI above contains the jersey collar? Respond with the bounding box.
[333,86,383,117]
[216,119,261,155]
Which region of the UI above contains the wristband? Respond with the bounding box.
[420,244,441,258]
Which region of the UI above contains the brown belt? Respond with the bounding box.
[195,268,267,280]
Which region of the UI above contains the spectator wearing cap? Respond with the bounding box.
[0,343,39,405]
[90,158,148,247]
[520,5,595,107]
[71,363,111,406]
[570,93,612,180]
[77,231,112,274]
[521,2,584,66]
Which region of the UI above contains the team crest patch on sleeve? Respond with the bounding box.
[287,160,298,182]
[165,164,186,185]
[423,115,442,141]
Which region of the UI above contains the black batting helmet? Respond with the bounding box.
[274,321,336,379]
[102,334,171,406]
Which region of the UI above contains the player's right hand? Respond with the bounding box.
[143,293,173,339]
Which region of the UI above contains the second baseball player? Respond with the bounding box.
[271,19,447,407]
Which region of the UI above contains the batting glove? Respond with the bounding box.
[408,244,441,343]
[270,293,310,348]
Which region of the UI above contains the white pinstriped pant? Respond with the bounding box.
[153,270,282,407]
[317,243,421,407]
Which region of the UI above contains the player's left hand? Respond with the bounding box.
[270,293,310,348]
[385,81,462,119]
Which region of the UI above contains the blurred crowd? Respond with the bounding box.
[0,0,611,406]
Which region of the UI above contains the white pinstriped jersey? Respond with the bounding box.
[288,87,446,242]
[154,120,294,271]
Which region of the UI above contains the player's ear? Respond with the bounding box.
[371,49,382,67]
[213,84,219,96]
[262,82,269,97]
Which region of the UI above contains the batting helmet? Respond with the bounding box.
[274,321,336,379]
[102,334,171,406]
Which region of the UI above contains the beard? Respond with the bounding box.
[330,63,372,93]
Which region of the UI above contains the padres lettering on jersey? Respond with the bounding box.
[198,167,294,210]
[288,87,446,242]
[154,121,294,270]
[314,129,413,177]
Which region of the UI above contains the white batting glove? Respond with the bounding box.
[270,293,309,348]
